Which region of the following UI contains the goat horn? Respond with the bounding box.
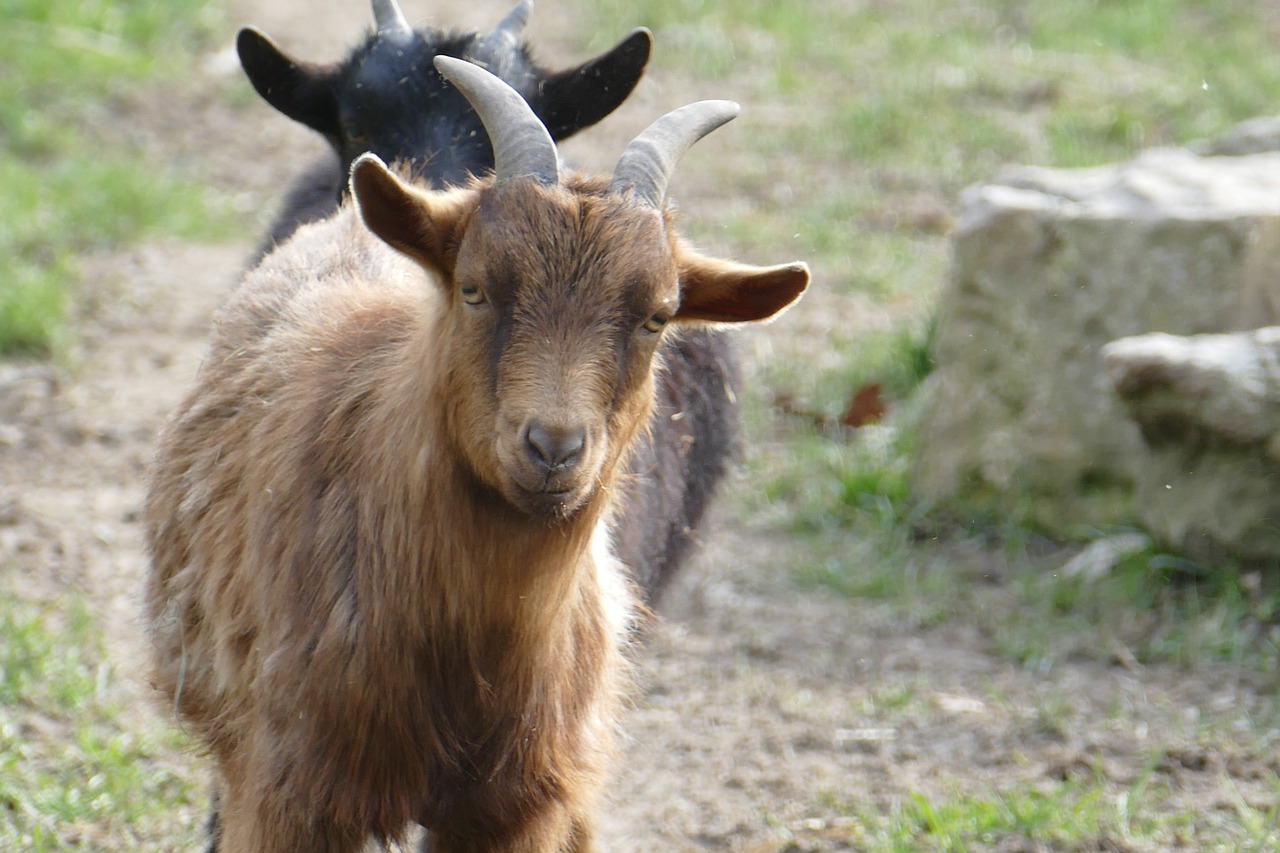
[433,55,559,185]
[609,101,740,208]
[372,0,413,40]
[484,0,533,50]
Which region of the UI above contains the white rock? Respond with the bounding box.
[913,149,1280,534]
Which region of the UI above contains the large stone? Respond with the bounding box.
[1102,328,1280,563]
[913,148,1280,534]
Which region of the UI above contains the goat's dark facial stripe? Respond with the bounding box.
[477,258,520,396]
[609,321,632,410]
[486,301,514,396]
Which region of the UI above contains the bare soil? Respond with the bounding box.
[3,1,1277,850]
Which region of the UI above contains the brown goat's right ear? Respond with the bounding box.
[351,154,471,278]
[237,27,340,139]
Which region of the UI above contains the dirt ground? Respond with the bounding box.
[3,0,1279,850]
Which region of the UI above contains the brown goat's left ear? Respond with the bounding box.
[675,244,810,324]
[351,154,473,278]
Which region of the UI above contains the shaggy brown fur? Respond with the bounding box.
[144,163,807,851]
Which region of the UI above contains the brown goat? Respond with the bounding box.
[144,57,808,852]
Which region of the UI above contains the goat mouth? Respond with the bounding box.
[507,481,590,520]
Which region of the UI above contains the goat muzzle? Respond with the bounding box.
[495,418,597,519]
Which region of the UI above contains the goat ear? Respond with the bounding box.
[675,243,810,324]
[237,27,340,139]
[534,28,652,140]
[351,154,471,277]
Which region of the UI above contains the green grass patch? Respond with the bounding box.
[830,766,1280,852]
[587,0,1280,205]
[748,319,935,530]
[992,543,1280,673]
[793,517,1280,674]
[852,776,1172,851]
[0,591,205,850]
[2,0,233,357]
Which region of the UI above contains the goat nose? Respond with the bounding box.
[524,422,585,472]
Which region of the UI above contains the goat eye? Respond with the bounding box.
[459,284,486,305]
[642,313,669,334]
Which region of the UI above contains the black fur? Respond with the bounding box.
[238,13,652,256]
[617,328,741,606]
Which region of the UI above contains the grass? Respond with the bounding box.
[1,0,235,357]
[853,777,1172,851]
[987,542,1280,672]
[0,591,205,850]
[785,746,1280,851]
[833,768,1280,852]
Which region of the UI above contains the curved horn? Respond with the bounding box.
[484,0,533,51]
[433,55,558,185]
[372,0,413,41]
[610,101,739,208]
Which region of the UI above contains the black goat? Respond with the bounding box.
[238,0,652,253]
